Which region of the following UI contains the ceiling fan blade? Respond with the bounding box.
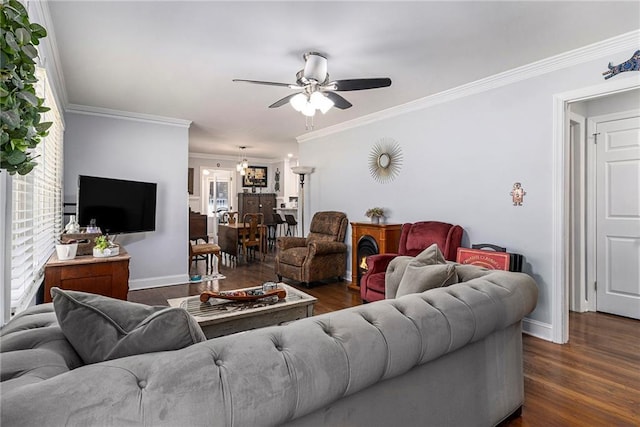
[269,93,299,108]
[233,79,299,89]
[325,92,352,109]
[332,78,392,91]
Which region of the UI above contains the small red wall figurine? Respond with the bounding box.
[510,182,526,206]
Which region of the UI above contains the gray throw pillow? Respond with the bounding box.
[413,243,447,265]
[51,288,206,364]
[396,264,458,297]
[395,244,457,297]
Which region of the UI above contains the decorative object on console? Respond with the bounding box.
[65,215,80,233]
[602,50,640,79]
[365,207,384,224]
[290,166,314,234]
[369,137,403,183]
[55,242,78,261]
[510,182,526,206]
[61,228,102,255]
[93,235,119,258]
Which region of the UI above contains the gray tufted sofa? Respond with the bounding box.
[1,266,537,426]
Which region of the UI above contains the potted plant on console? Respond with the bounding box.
[365,207,385,224]
[93,235,119,258]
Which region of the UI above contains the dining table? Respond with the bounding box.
[217,222,267,263]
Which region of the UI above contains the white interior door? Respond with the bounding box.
[596,115,640,319]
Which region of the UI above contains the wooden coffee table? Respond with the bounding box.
[167,283,317,339]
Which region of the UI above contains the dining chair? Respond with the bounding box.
[188,209,222,275]
[240,213,263,261]
[224,211,239,225]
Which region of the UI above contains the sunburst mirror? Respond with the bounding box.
[368,137,403,183]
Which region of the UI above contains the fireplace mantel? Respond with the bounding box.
[349,222,402,292]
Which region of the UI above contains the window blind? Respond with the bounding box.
[10,68,64,314]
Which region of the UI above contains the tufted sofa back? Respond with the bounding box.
[0,304,83,395]
[1,268,537,426]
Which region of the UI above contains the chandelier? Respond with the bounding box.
[236,146,249,176]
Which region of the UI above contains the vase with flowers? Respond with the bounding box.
[365,207,384,224]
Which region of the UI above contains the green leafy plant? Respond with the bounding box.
[1,0,51,175]
[365,207,384,218]
[94,236,110,251]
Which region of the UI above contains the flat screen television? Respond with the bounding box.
[77,175,157,234]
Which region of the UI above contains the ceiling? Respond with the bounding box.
[46,1,640,161]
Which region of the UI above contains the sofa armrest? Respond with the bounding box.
[277,237,307,251]
[365,253,398,275]
[308,241,347,256]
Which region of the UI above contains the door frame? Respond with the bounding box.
[552,75,640,343]
[568,111,591,313]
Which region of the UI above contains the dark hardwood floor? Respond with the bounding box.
[129,253,640,426]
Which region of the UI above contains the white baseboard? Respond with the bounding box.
[128,274,190,291]
[522,317,553,342]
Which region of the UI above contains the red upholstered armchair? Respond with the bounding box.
[360,221,464,302]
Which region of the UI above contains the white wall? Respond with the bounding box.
[64,111,190,290]
[584,88,640,116]
[298,43,639,333]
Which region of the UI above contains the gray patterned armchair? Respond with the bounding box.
[275,211,348,285]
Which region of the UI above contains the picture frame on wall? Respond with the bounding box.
[243,166,268,187]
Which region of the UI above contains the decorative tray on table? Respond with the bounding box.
[200,283,286,303]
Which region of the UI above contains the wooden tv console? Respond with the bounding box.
[44,248,130,302]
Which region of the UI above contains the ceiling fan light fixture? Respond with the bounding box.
[290,93,308,112]
[301,102,316,117]
[310,91,334,114]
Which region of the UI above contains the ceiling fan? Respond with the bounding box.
[233,52,392,117]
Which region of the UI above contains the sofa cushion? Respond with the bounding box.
[278,246,308,266]
[394,244,457,297]
[51,288,206,364]
[396,264,458,297]
[0,304,83,394]
[413,243,446,265]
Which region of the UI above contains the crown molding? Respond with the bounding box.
[66,104,192,128]
[298,29,640,143]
